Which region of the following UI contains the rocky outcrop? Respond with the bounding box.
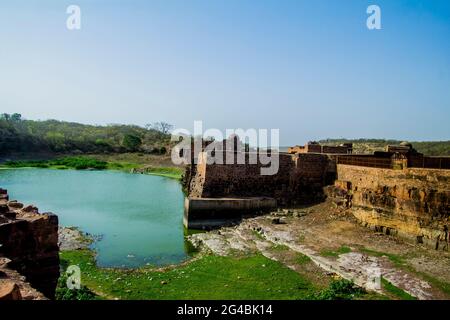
[329,165,450,248]
[0,279,22,300]
[0,188,59,299]
[0,257,47,300]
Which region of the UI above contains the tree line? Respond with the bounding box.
[0,113,173,155]
[1,114,448,156]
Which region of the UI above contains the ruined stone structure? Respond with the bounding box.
[184,142,450,248]
[0,188,59,299]
[185,151,331,204]
[288,141,353,155]
[336,143,450,170]
[184,150,333,228]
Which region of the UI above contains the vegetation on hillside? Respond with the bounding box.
[2,113,448,157]
[4,157,108,170]
[0,113,173,154]
[308,279,366,300]
[319,138,450,156]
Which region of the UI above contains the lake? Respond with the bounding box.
[0,168,188,268]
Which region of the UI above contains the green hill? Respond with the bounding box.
[0,113,172,155]
[2,114,449,157]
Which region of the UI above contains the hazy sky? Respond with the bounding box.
[0,0,449,145]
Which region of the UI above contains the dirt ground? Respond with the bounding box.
[189,200,450,300]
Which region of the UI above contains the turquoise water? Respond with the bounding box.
[0,169,187,268]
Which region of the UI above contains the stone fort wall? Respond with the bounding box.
[186,151,450,246]
[186,151,332,205]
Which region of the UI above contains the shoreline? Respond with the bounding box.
[0,165,183,180]
[0,158,184,180]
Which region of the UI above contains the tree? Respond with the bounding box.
[122,134,142,151]
[145,122,173,135]
[11,113,22,122]
[0,113,21,122]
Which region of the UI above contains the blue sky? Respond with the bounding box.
[0,0,449,145]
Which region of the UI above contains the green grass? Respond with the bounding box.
[3,157,108,170]
[142,166,183,180]
[56,272,100,300]
[360,248,405,266]
[106,161,182,179]
[271,244,290,252]
[414,272,450,297]
[1,156,183,179]
[381,277,416,300]
[320,246,352,257]
[184,228,206,236]
[360,247,450,298]
[295,253,312,265]
[308,279,366,300]
[252,230,265,240]
[59,250,320,300]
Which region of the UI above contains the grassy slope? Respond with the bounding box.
[60,250,320,300]
[320,246,352,257]
[381,278,416,300]
[360,248,450,298]
[139,166,184,180]
[60,247,387,300]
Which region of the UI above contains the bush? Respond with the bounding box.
[122,134,142,151]
[50,157,107,170]
[3,157,107,170]
[55,273,97,300]
[308,279,365,300]
[4,160,49,168]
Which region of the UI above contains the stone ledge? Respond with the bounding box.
[184,197,277,229]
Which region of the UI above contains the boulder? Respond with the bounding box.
[0,281,22,300]
[0,205,8,214]
[22,205,38,213]
[8,201,24,209]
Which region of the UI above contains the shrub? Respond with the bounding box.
[50,157,107,170]
[55,273,97,300]
[3,157,107,170]
[308,279,365,300]
[122,134,142,151]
